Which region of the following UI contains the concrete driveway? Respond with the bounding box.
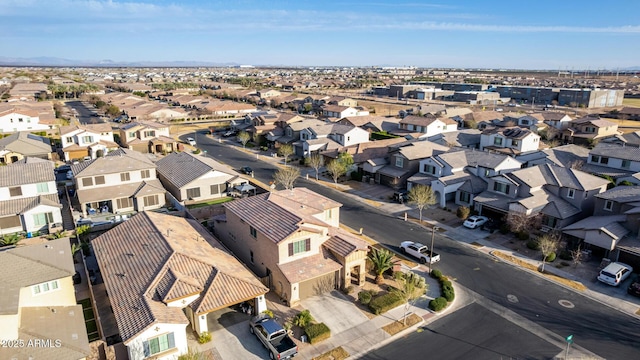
[298,290,369,335]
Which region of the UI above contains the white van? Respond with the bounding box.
[597,262,633,286]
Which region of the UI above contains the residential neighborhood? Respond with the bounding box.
[2,26,640,360]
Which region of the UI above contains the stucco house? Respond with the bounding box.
[0,158,62,235]
[563,186,640,268]
[298,123,370,157]
[321,105,369,119]
[561,116,620,145]
[69,148,166,217]
[60,124,118,161]
[479,126,540,155]
[119,121,177,154]
[0,105,50,133]
[0,131,53,164]
[580,143,640,183]
[408,149,522,208]
[374,141,449,189]
[474,164,609,231]
[398,115,458,138]
[212,188,369,305]
[92,211,268,360]
[0,238,90,360]
[156,152,249,203]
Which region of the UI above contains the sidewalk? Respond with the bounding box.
[210,136,635,359]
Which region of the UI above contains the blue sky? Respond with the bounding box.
[2,0,639,69]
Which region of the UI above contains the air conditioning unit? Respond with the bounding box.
[48,222,63,234]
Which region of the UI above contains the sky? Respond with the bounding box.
[2,0,640,69]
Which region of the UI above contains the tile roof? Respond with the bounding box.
[76,179,164,205]
[482,126,535,140]
[0,193,61,217]
[590,143,640,161]
[324,228,368,257]
[562,215,628,232]
[92,211,268,342]
[278,247,342,284]
[436,149,514,170]
[156,151,242,189]
[70,148,155,177]
[396,141,450,161]
[0,131,52,155]
[0,238,75,316]
[595,186,640,202]
[0,159,55,187]
[509,164,609,190]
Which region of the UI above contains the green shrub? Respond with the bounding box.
[499,224,510,234]
[517,231,529,240]
[545,252,556,262]
[293,310,314,328]
[261,309,274,318]
[456,206,470,219]
[342,286,354,295]
[368,292,404,315]
[193,149,201,154]
[358,290,373,305]
[527,239,540,250]
[430,269,443,279]
[197,331,212,344]
[304,323,331,344]
[350,171,363,181]
[429,297,448,311]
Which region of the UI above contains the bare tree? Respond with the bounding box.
[408,185,436,223]
[308,153,324,180]
[571,245,584,268]
[325,159,347,184]
[505,211,542,235]
[392,271,426,325]
[237,131,251,148]
[278,143,294,166]
[273,166,300,190]
[538,233,559,273]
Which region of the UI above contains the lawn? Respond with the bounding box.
[186,197,234,209]
[78,298,101,342]
[622,98,640,107]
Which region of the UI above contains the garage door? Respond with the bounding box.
[299,271,338,300]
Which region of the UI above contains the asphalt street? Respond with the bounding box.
[191,133,640,360]
[66,100,104,124]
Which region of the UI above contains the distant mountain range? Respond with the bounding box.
[0,56,240,68]
[0,56,639,71]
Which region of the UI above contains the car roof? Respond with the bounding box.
[602,262,632,273]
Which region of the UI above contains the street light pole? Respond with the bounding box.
[429,226,439,273]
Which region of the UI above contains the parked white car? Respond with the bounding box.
[400,241,440,264]
[186,137,196,146]
[463,215,489,229]
[597,262,633,286]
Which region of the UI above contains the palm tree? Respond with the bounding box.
[368,248,395,284]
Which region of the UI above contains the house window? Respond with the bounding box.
[459,191,471,203]
[423,164,436,175]
[143,130,156,137]
[521,119,529,125]
[512,140,519,147]
[33,212,54,226]
[128,132,136,138]
[493,182,510,194]
[289,238,311,256]
[66,137,73,143]
[143,195,159,207]
[604,200,613,211]
[543,216,558,228]
[250,226,257,238]
[145,333,175,356]
[116,197,133,209]
[494,137,503,146]
[31,280,59,295]
[622,160,631,169]
[186,187,201,199]
[36,183,49,194]
[94,176,105,185]
[590,155,609,164]
[9,186,22,197]
[82,178,93,187]
[120,172,130,182]
[585,126,596,133]
[82,136,94,143]
[141,170,150,179]
[395,157,404,168]
[325,209,332,221]
[567,189,575,199]
[210,184,221,195]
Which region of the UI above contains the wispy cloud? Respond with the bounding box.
[1,0,639,35]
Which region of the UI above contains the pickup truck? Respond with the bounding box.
[400,241,440,264]
[249,315,298,360]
